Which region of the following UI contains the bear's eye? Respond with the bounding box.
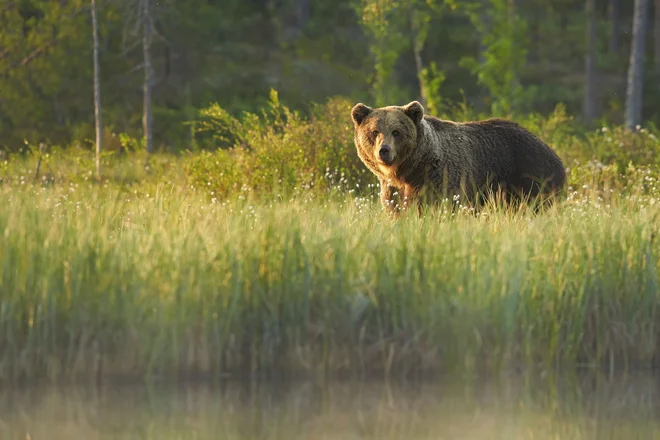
[392,130,400,137]
[372,130,379,137]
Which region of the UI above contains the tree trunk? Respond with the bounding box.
[409,8,427,107]
[584,0,597,127]
[92,0,102,179]
[142,0,153,154]
[625,0,649,130]
[412,44,427,107]
[296,0,309,31]
[475,2,491,111]
[655,0,660,72]
[508,0,520,112]
[609,0,620,55]
[528,9,540,64]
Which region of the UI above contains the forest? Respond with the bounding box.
[0,0,658,154]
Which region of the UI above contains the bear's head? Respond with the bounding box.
[350,101,424,170]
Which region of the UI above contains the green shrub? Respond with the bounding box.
[186,90,373,201]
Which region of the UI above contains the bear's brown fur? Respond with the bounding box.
[350,100,566,216]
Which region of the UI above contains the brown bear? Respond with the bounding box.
[350,100,566,216]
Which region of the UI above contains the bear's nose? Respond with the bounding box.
[379,145,391,160]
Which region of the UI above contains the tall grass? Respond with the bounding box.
[1,179,659,383]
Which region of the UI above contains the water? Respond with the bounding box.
[1,372,660,439]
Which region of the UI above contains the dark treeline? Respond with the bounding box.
[1,0,659,153]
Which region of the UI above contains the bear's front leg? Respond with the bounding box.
[401,184,422,217]
[379,179,399,218]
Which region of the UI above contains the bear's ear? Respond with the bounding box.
[351,103,372,126]
[403,101,424,125]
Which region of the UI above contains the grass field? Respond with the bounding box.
[1,160,660,383]
[2,98,660,383]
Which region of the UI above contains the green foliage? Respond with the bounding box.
[458,0,531,115]
[0,0,655,150]
[1,142,184,189]
[420,61,448,116]
[0,0,93,148]
[585,124,660,169]
[354,0,411,106]
[186,91,369,200]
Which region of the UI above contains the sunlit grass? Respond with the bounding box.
[1,175,659,383]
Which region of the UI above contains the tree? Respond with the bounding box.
[121,0,155,154]
[655,0,660,72]
[354,0,409,107]
[355,0,447,110]
[625,0,649,130]
[408,0,445,108]
[409,2,429,107]
[92,0,102,179]
[141,0,153,154]
[0,0,92,149]
[609,0,620,55]
[584,0,597,126]
[459,0,529,114]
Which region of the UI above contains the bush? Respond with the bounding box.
[186,90,373,201]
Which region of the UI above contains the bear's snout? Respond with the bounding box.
[379,145,393,164]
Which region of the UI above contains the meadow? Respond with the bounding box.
[2,95,660,384]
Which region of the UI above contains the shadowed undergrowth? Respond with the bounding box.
[1,182,660,383]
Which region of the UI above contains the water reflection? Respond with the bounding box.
[1,372,659,439]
